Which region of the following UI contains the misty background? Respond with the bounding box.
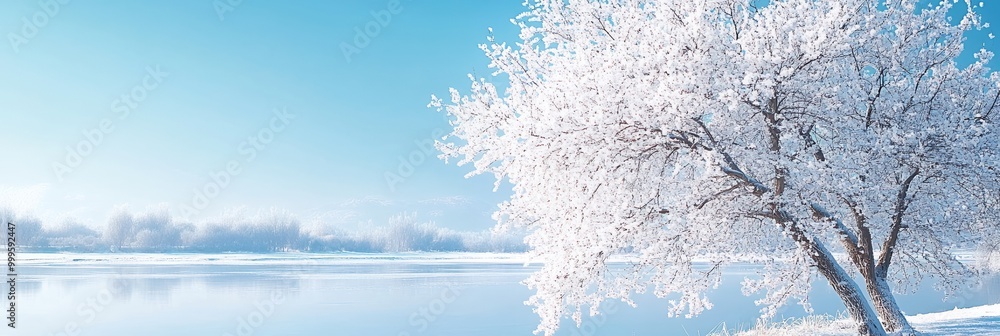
[1,207,526,253]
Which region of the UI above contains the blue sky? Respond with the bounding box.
[0,0,524,231]
[0,1,996,232]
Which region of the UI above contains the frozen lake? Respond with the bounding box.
[17,253,1000,335]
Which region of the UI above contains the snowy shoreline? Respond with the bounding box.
[715,304,1000,336]
[18,250,984,266]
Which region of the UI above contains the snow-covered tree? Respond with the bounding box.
[105,205,188,251]
[432,0,999,335]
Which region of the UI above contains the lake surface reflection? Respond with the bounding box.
[17,253,1000,335]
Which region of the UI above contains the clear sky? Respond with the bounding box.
[0,1,996,232]
[0,0,525,231]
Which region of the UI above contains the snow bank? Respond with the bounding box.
[908,304,1000,325]
[713,305,1000,336]
[18,252,533,266]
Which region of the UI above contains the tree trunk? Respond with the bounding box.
[777,210,886,335]
[763,99,885,335]
[865,276,914,334]
[811,241,888,336]
[863,168,919,334]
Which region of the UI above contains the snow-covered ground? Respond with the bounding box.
[909,305,1000,335]
[717,304,1000,336]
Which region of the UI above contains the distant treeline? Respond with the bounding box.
[0,208,526,253]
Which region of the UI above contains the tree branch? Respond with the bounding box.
[810,203,860,251]
[875,168,920,277]
[690,117,771,196]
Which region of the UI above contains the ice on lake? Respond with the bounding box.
[18,253,1000,335]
